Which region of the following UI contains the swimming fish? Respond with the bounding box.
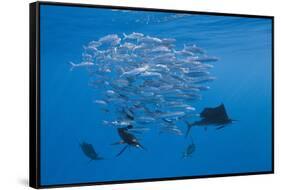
[186,104,236,136]
[112,126,145,157]
[80,142,103,161]
[98,34,121,46]
[94,100,107,106]
[121,65,149,77]
[70,33,220,155]
[183,44,205,54]
[123,32,144,40]
[69,61,94,71]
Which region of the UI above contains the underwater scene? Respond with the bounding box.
[40,4,273,186]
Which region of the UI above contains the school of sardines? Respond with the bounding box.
[71,32,219,158]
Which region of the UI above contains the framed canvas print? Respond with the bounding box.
[29,1,274,188]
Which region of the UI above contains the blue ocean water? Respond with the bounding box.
[40,4,272,186]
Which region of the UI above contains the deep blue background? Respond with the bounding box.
[40,4,272,186]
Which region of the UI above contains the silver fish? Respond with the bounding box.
[69,61,94,71]
[123,32,144,40]
[94,100,107,105]
[184,44,205,54]
[71,33,219,142]
[121,65,149,77]
[99,34,121,46]
[158,111,186,119]
[160,126,183,136]
[139,35,162,44]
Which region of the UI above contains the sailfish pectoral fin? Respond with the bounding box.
[116,145,129,157]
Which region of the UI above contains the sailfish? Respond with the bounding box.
[186,103,236,136]
[80,142,103,161]
[112,125,145,157]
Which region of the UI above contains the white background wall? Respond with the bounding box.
[0,0,279,189]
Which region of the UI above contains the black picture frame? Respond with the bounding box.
[29,1,274,188]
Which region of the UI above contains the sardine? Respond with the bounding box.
[94,100,107,105]
[123,32,144,40]
[99,34,121,46]
[121,65,149,77]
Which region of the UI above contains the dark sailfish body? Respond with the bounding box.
[112,126,145,157]
[186,104,235,136]
[80,142,103,161]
